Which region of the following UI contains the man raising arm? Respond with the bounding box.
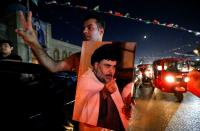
[15,11,105,72]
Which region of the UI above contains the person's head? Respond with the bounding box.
[82,13,105,41]
[0,40,14,57]
[91,44,121,83]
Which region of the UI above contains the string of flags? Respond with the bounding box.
[41,1,200,37]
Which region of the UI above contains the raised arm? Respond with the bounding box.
[15,11,72,72]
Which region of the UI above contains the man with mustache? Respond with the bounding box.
[73,44,132,131]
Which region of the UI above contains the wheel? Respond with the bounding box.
[174,92,183,102]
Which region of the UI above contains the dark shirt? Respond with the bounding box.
[97,91,125,131]
[0,54,22,61]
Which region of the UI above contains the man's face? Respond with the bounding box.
[94,59,117,83]
[0,43,13,56]
[83,18,104,41]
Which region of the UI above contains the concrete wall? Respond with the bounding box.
[47,38,80,61]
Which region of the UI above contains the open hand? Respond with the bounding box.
[15,11,39,47]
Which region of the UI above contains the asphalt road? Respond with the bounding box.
[128,86,200,131]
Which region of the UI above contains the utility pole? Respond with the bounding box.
[26,0,32,62]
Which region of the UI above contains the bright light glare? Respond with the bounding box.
[164,66,167,70]
[157,66,162,70]
[165,75,175,83]
[193,49,199,55]
[184,77,190,82]
[157,65,167,70]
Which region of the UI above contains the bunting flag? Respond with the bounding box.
[43,1,200,37]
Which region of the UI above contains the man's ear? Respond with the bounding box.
[99,27,104,36]
[10,47,14,51]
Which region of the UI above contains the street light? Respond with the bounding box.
[193,45,200,56]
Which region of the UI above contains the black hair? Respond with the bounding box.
[83,13,106,29]
[91,44,122,66]
[0,39,14,47]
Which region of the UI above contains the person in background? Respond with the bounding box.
[15,11,105,73]
[0,39,22,61]
[73,44,133,131]
[187,69,200,97]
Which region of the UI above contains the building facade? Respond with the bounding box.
[0,12,81,63]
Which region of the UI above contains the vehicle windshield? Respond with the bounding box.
[190,60,200,71]
[164,61,189,72]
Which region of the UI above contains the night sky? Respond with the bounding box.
[1,0,200,64]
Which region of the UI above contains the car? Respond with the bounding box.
[137,64,153,86]
[0,60,77,130]
[152,58,190,102]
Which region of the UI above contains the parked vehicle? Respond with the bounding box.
[152,58,190,102]
[0,60,77,130]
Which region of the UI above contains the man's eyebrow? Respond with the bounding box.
[104,63,117,66]
[84,23,93,27]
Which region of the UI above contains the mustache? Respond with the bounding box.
[105,74,113,77]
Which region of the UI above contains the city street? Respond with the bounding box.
[129,86,200,131]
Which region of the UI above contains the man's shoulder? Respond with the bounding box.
[0,54,22,61]
[9,54,22,61]
[65,52,80,58]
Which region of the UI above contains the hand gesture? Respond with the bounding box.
[15,11,39,47]
[104,78,117,94]
[122,93,132,119]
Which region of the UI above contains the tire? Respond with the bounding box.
[174,92,183,102]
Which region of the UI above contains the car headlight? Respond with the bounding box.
[165,75,175,83]
[184,77,190,82]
